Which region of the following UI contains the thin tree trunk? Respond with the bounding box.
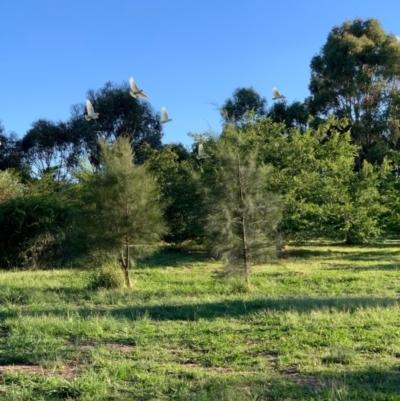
[237,148,250,287]
[124,238,132,287]
[120,241,132,288]
[241,211,250,287]
[276,228,284,258]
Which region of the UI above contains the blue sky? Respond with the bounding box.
[1,0,399,146]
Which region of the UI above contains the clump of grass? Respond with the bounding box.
[321,347,356,366]
[88,262,125,290]
[228,279,252,294]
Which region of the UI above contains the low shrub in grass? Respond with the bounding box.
[88,262,126,290]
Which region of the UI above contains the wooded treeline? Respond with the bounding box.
[1,18,400,284]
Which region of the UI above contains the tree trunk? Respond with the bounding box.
[120,242,132,288]
[237,148,250,288]
[123,266,132,288]
[241,212,250,287]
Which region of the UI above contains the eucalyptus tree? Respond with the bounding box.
[221,87,267,125]
[21,119,81,180]
[308,18,400,164]
[0,122,23,171]
[267,100,310,133]
[85,81,162,151]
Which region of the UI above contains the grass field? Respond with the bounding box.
[0,241,400,400]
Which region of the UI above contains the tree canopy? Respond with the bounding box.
[78,136,165,287]
[221,87,267,124]
[309,18,400,164]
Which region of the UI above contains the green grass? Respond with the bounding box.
[1,242,400,400]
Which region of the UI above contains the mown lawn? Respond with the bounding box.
[0,242,400,400]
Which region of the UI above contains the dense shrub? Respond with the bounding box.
[0,170,26,204]
[0,197,74,269]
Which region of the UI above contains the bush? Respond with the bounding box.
[0,197,74,269]
[0,170,26,204]
[88,262,126,290]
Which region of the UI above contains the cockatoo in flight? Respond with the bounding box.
[85,100,99,121]
[129,77,149,99]
[197,143,209,159]
[161,107,172,124]
[272,87,286,100]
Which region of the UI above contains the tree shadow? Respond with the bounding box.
[136,249,211,269]
[337,250,400,261]
[207,367,400,399]
[19,296,400,321]
[308,366,400,398]
[283,247,400,263]
[350,262,400,271]
[282,248,338,259]
[322,261,400,271]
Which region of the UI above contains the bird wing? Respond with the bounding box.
[272,88,280,98]
[130,77,139,92]
[86,99,94,115]
[161,107,169,121]
[272,87,286,99]
[137,91,149,99]
[198,143,207,156]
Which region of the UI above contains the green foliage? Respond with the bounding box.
[375,154,400,235]
[221,87,267,124]
[0,125,23,171]
[83,81,163,160]
[309,18,400,164]
[205,125,282,286]
[299,160,385,244]
[88,262,126,290]
[142,142,206,244]
[0,170,26,203]
[0,196,74,268]
[79,136,165,286]
[21,119,79,180]
[243,116,384,243]
[267,100,310,132]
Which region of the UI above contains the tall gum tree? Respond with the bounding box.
[308,18,400,165]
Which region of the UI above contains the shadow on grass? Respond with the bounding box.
[338,250,400,261]
[351,263,400,271]
[136,250,211,269]
[0,364,398,400]
[322,262,400,271]
[281,248,336,259]
[18,296,400,321]
[283,247,400,263]
[192,366,400,400]
[308,366,400,399]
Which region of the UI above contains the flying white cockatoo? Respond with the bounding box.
[161,107,172,124]
[272,87,286,100]
[85,100,99,121]
[129,77,149,99]
[197,143,209,159]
